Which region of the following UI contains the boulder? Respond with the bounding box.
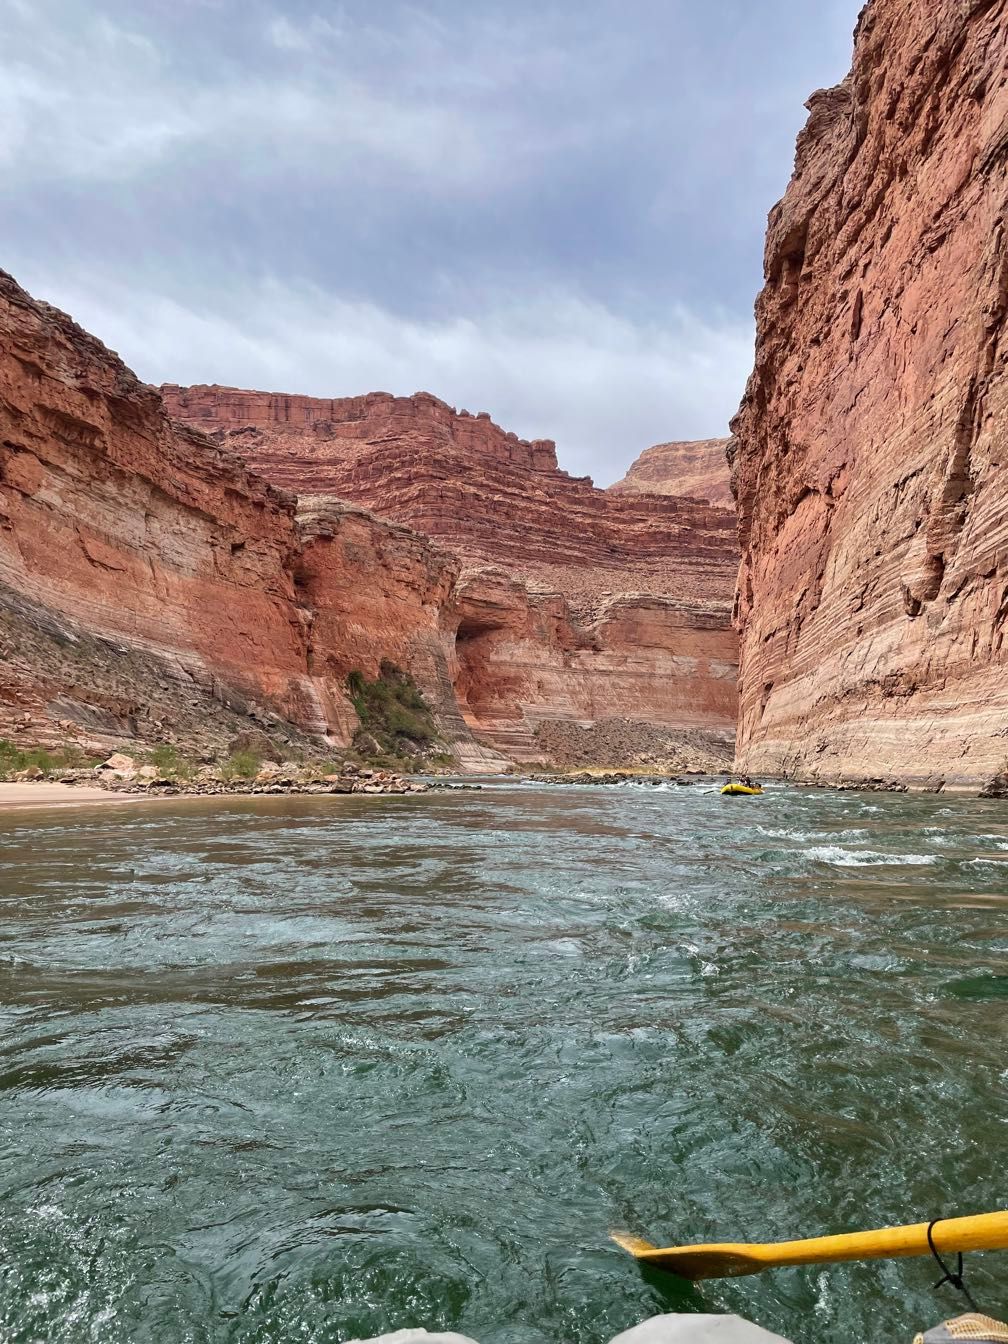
[101,752,136,772]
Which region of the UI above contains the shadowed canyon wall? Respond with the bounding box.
[731,0,1008,789]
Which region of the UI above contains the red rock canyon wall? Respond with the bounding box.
[1,272,738,766]
[731,0,1008,788]
[164,385,741,758]
[0,272,461,754]
[161,386,738,612]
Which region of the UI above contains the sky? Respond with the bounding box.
[2,0,861,484]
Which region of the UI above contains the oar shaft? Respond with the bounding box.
[742,1211,1008,1267]
[630,1211,1008,1279]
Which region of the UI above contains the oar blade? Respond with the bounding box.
[610,1231,659,1257]
[611,1233,765,1279]
[631,1246,771,1280]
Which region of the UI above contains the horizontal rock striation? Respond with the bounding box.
[450,569,737,759]
[162,385,738,615]
[731,0,1008,789]
[609,438,734,508]
[164,384,741,757]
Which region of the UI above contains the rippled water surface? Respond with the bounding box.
[2,782,1008,1344]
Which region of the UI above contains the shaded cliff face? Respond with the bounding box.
[731,0,1008,789]
[162,385,738,613]
[450,570,737,762]
[609,438,733,508]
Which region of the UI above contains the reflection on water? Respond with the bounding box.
[1,783,1007,1343]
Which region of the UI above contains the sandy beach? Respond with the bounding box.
[0,782,135,810]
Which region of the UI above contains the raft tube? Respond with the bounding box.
[720,783,764,796]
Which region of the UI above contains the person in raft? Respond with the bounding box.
[742,775,759,789]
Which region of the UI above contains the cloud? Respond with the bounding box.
[19,269,753,485]
[265,11,346,51]
[1,0,859,481]
[0,2,621,189]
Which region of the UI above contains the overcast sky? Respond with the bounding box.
[3,0,861,483]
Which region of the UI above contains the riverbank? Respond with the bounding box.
[0,752,434,811]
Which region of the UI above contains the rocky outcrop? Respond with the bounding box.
[293,496,469,744]
[609,438,733,508]
[731,0,1008,790]
[162,386,738,614]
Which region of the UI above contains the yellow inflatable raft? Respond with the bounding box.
[720,783,764,796]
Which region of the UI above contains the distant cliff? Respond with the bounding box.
[165,383,740,760]
[162,385,737,612]
[731,0,1008,790]
[609,438,733,508]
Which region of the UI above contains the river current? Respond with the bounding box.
[1,782,1007,1344]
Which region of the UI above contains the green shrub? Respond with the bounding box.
[0,739,105,779]
[220,749,263,781]
[346,665,442,759]
[141,744,194,780]
[22,749,55,772]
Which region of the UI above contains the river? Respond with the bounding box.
[1,782,1007,1343]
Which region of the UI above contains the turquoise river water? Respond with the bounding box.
[1,781,1007,1344]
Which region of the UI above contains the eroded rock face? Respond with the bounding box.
[731,0,1008,789]
[164,385,741,757]
[609,438,733,508]
[450,570,737,760]
[0,272,334,749]
[294,496,471,742]
[162,385,738,612]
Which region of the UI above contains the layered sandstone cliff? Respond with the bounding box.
[609,438,733,508]
[164,384,740,758]
[449,569,736,759]
[1,271,737,769]
[731,0,1008,788]
[162,386,738,616]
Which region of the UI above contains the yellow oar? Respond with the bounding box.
[612,1211,1008,1280]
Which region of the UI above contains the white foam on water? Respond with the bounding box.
[802,845,938,867]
